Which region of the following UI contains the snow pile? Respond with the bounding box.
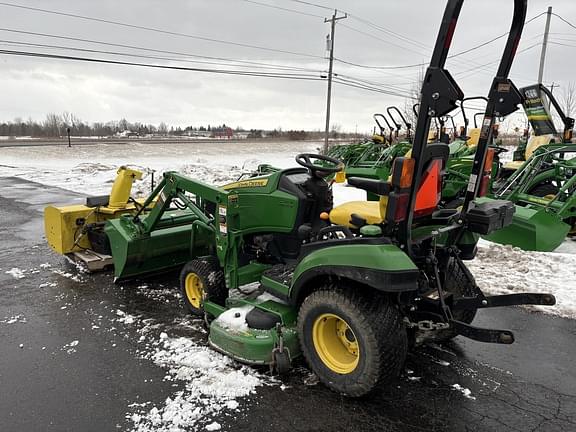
[214,306,253,332]
[1,315,27,324]
[469,240,576,318]
[116,309,138,325]
[130,335,264,432]
[451,383,476,400]
[62,340,79,354]
[5,268,26,279]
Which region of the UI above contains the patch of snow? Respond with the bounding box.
[469,240,576,319]
[255,291,288,305]
[205,422,221,431]
[51,269,84,283]
[130,336,265,432]
[2,315,27,324]
[213,305,253,332]
[451,383,476,400]
[5,268,25,279]
[62,340,79,354]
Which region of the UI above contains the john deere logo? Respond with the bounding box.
[223,179,269,190]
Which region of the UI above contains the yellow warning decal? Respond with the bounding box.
[222,178,269,190]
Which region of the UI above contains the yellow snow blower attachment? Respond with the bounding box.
[44,166,147,270]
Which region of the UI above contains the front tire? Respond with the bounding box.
[297,289,407,397]
[179,258,227,316]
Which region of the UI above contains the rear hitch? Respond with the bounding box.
[450,319,515,344]
[453,293,556,310]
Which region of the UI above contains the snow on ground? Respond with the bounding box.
[130,335,265,432]
[5,267,26,279]
[467,239,576,319]
[3,139,576,429]
[0,140,320,197]
[118,309,272,432]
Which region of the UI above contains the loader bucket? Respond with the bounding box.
[483,205,570,252]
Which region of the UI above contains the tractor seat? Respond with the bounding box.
[467,128,481,146]
[329,198,388,227]
[503,134,553,171]
[330,143,449,229]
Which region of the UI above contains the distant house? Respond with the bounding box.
[117,130,139,138]
[233,132,249,139]
[211,127,233,139]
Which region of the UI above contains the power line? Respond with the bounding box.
[0,47,414,100]
[0,1,324,59]
[0,28,321,73]
[333,77,415,99]
[239,0,324,19]
[282,0,333,12]
[0,39,326,73]
[335,11,546,71]
[453,43,541,81]
[549,41,576,48]
[450,12,546,58]
[0,48,325,80]
[552,12,576,31]
[339,23,429,57]
[346,14,430,51]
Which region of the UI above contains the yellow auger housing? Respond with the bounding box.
[108,166,143,208]
[44,166,145,258]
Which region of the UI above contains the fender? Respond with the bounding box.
[289,243,419,303]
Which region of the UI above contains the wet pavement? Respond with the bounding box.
[0,176,575,432]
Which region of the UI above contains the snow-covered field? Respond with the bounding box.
[2,140,576,430]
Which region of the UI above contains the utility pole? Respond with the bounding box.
[538,6,552,84]
[323,9,347,154]
[550,82,559,96]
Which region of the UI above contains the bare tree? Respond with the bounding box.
[158,122,168,136]
[403,67,425,129]
[44,113,62,137]
[560,82,576,118]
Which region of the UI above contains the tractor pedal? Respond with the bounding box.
[263,264,295,286]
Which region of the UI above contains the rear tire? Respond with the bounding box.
[433,257,478,342]
[297,289,407,397]
[179,258,227,316]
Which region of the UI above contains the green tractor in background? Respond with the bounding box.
[44,0,555,397]
[340,110,412,194]
[448,83,576,251]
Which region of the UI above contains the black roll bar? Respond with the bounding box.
[400,0,527,254]
[387,106,412,142]
[373,113,395,143]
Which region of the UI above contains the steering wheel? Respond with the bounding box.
[295,153,343,177]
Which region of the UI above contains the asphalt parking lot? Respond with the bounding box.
[1,176,575,432]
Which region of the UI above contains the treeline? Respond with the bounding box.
[0,112,181,138]
[0,112,357,140]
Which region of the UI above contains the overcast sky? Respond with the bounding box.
[1,0,575,132]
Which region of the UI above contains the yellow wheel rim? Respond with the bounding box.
[184,273,204,309]
[312,313,359,374]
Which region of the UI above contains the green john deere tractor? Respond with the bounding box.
[44,0,555,398]
[46,0,555,397]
